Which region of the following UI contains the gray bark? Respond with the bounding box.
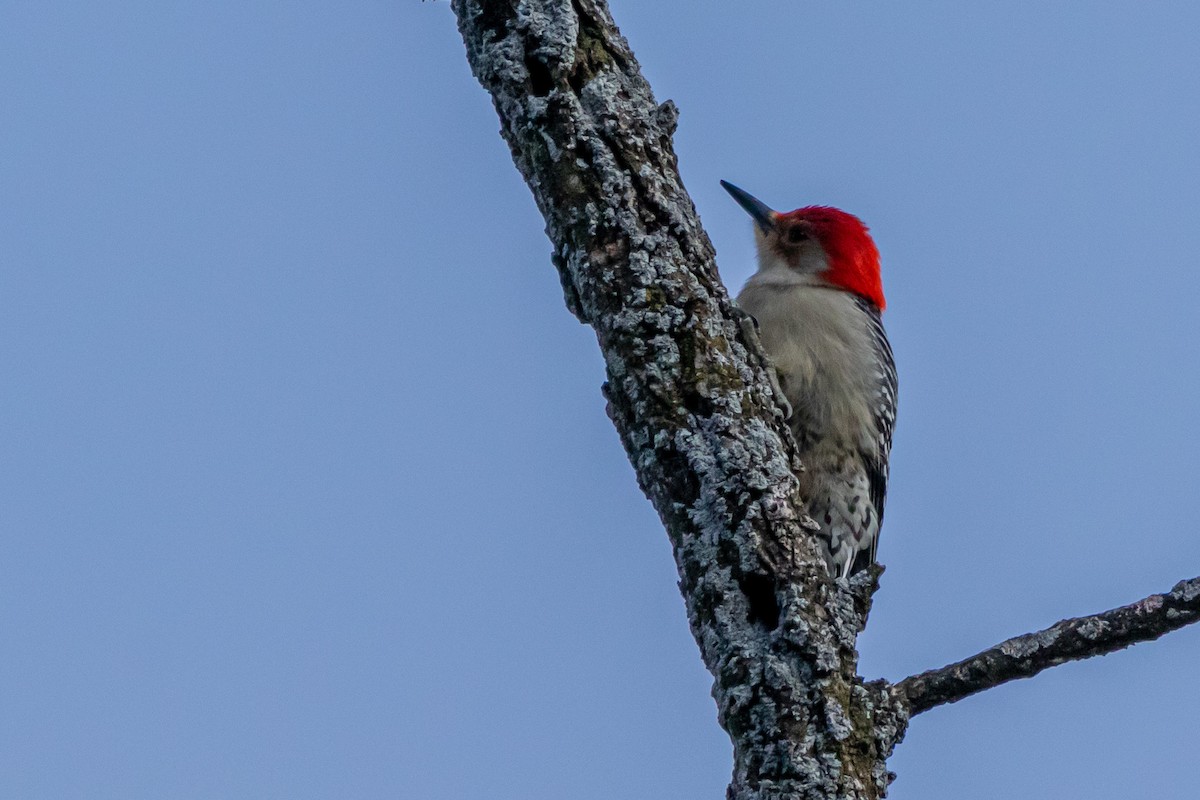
[448,2,1200,798]
[450,1,906,797]
[898,574,1200,715]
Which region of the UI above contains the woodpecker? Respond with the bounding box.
[722,180,896,579]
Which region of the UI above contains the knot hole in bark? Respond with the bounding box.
[738,572,780,631]
[523,44,555,96]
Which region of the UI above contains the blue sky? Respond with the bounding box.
[3,2,1198,798]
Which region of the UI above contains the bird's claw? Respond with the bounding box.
[733,306,793,420]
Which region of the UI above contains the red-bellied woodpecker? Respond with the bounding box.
[722,180,896,579]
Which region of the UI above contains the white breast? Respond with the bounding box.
[736,273,879,454]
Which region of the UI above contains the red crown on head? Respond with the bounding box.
[781,206,884,311]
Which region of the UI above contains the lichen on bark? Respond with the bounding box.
[451,2,906,798]
[450,4,1200,798]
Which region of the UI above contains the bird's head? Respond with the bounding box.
[721,180,885,310]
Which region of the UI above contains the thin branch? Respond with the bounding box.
[896,575,1200,716]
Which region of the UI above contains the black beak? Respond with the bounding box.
[720,180,777,234]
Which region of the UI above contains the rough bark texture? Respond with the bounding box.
[897,575,1200,715]
[448,2,1200,798]
[450,2,906,798]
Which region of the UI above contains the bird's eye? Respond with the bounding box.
[785,226,809,244]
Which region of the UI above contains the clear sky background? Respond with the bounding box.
[3,2,1199,798]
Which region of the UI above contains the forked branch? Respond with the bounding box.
[449,0,1200,796]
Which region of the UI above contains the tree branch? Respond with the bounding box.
[449,1,1200,795]
[450,1,906,797]
[896,575,1200,716]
